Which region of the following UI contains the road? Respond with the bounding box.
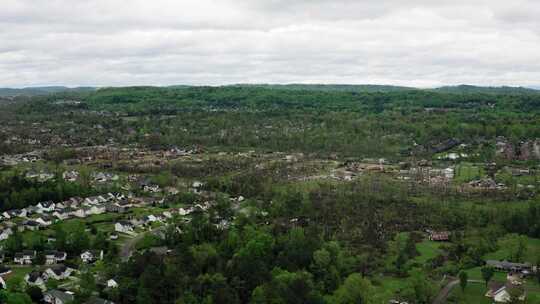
[119,226,166,262]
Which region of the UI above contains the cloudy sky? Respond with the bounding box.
[1,0,540,88]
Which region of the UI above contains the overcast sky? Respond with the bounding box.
[1,0,540,88]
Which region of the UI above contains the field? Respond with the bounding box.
[484,236,540,264]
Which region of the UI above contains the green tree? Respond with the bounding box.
[0,291,32,304]
[401,269,435,304]
[327,273,375,304]
[459,271,468,292]
[481,267,494,286]
[26,286,43,303]
[251,268,322,304]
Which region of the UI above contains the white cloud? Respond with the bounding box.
[0,0,539,87]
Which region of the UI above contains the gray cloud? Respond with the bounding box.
[1,0,539,87]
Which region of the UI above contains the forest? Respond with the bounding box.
[0,85,539,303]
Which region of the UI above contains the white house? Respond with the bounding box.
[35,216,54,226]
[115,221,135,235]
[24,271,46,288]
[52,210,70,220]
[43,289,74,304]
[14,250,36,265]
[44,265,73,280]
[37,201,56,213]
[44,250,67,265]
[107,279,119,288]
[72,208,88,218]
[486,281,526,303]
[0,228,13,241]
[81,250,104,263]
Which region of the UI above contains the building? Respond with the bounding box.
[24,271,46,288]
[44,250,67,265]
[115,221,135,234]
[81,250,104,263]
[486,260,533,273]
[485,281,526,303]
[44,290,75,304]
[428,231,450,241]
[14,250,36,265]
[44,265,73,280]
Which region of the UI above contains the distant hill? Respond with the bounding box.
[0,86,96,97]
[430,85,540,95]
[2,84,539,97]
[233,84,417,93]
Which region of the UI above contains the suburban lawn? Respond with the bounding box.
[3,266,33,286]
[414,240,443,264]
[483,236,540,264]
[446,282,491,304]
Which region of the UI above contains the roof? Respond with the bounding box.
[26,271,43,283]
[488,281,506,293]
[44,250,66,257]
[48,264,68,276]
[0,266,11,275]
[45,290,74,303]
[486,260,531,268]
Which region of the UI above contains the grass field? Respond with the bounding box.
[372,275,408,302]
[454,162,485,183]
[414,240,443,264]
[3,266,33,286]
[484,235,540,264]
[447,282,491,304]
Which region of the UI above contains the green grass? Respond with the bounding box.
[372,275,408,302]
[465,267,507,281]
[4,266,33,286]
[454,162,485,183]
[414,240,443,264]
[484,235,540,264]
[447,282,491,304]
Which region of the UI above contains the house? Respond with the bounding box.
[53,210,71,220]
[115,221,135,235]
[84,196,101,206]
[142,214,161,225]
[486,260,533,273]
[44,289,75,304]
[36,215,54,226]
[44,250,67,265]
[0,276,5,289]
[72,208,88,218]
[428,231,450,241]
[107,279,118,288]
[24,270,46,288]
[62,170,79,182]
[139,179,160,193]
[2,209,27,219]
[81,250,104,263]
[88,205,106,215]
[44,265,73,280]
[14,250,36,264]
[0,227,13,241]
[105,203,127,213]
[0,265,11,276]
[37,201,56,213]
[109,233,119,240]
[485,281,526,303]
[25,205,40,215]
[21,220,42,231]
